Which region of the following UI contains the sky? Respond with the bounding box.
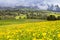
[0,0,60,7]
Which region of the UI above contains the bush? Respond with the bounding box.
[57,16,60,20]
[0,16,5,20]
[47,15,57,20]
[0,17,1,20]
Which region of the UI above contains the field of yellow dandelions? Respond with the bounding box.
[0,20,60,40]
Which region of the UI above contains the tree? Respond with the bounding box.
[57,16,60,20]
[47,15,57,20]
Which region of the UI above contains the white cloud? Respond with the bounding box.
[0,0,60,7]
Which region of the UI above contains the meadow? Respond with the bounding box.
[0,19,60,40]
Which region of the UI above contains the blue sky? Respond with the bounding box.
[0,0,60,7]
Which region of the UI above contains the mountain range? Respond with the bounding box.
[0,0,60,12]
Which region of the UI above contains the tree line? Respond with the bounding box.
[0,9,60,20]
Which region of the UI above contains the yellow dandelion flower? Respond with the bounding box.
[40,38,45,40]
[39,39,42,40]
[53,35,55,37]
[9,39,13,40]
[32,38,37,40]
[47,38,52,40]
[49,39,52,40]
[17,39,19,40]
[33,33,37,37]
[42,32,46,36]
[57,33,60,37]
[7,36,10,39]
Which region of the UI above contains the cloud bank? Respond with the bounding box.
[0,0,60,7]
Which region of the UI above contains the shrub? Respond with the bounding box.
[15,16,20,19]
[57,16,60,20]
[47,15,57,20]
[0,17,1,20]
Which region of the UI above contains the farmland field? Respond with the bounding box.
[0,19,60,40]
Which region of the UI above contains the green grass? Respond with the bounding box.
[0,19,26,26]
[0,19,46,26]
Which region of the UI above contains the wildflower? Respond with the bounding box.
[57,33,60,37]
[9,39,13,40]
[53,35,55,37]
[42,32,46,36]
[32,38,37,40]
[39,39,42,40]
[33,33,37,37]
[7,36,10,39]
[17,39,19,40]
[49,39,52,40]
